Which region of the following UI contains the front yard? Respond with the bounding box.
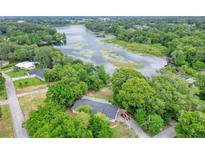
[14,77,46,93]
[111,122,137,138]
[7,69,28,78]
[0,105,14,138]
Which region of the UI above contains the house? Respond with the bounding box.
[15,61,35,70]
[0,60,9,67]
[72,96,119,122]
[28,69,47,81]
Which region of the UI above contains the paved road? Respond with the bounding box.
[2,73,28,138]
[154,127,176,138]
[154,120,176,138]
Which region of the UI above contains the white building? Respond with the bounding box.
[15,61,35,70]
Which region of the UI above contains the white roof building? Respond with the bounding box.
[15,61,35,70]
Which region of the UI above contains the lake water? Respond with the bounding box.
[56,25,167,77]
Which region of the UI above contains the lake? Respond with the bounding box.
[56,25,167,77]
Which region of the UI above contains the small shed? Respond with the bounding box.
[72,97,119,122]
[28,69,47,81]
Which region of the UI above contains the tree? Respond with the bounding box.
[87,74,103,90]
[171,50,186,66]
[88,113,112,138]
[116,77,153,111]
[97,65,109,84]
[150,73,198,119]
[146,114,164,136]
[135,109,164,136]
[46,79,88,107]
[24,102,93,138]
[111,68,144,104]
[196,73,205,100]
[174,111,205,138]
[44,64,63,82]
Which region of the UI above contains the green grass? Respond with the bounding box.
[19,93,46,119]
[111,122,137,138]
[104,39,167,56]
[0,105,14,138]
[7,69,28,77]
[86,87,113,101]
[0,88,7,100]
[14,77,46,93]
[0,63,15,72]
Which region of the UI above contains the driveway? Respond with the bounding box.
[117,112,150,138]
[2,73,28,138]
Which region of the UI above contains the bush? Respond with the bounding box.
[174,111,205,138]
[135,109,147,128]
[146,114,164,136]
[135,109,164,136]
[77,105,93,114]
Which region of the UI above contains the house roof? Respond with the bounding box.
[28,69,47,80]
[72,98,119,120]
[15,61,35,69]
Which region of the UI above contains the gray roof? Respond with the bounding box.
[28,69,47,80]
[72,98,119,120]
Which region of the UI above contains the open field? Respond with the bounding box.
[0,105,14,138]
[111,122,137,138]
[86,87,113,101]
[104,39,167,56]
[14,78,46,93]
[7,69,28,77]
[19,93,46,119]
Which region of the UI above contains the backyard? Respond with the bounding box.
[86,87,113,101]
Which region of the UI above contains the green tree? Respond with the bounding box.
[171,50,186,66]
[196,73,205,100]
[116,77,153,111]
[88,113,112,138]
[46,79,88,107]
[150,73,198,119]
[174,111,205,138]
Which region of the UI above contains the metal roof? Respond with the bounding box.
[28,69,46,80]
[72,98,119,120]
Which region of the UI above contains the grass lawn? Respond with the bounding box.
[86,87,113,101]
[14,77,46,93]
[111,122,137,138]
[19,93,46,119]
[104,39,167,56]
[0,105,14,138]
[7,69,28,78]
